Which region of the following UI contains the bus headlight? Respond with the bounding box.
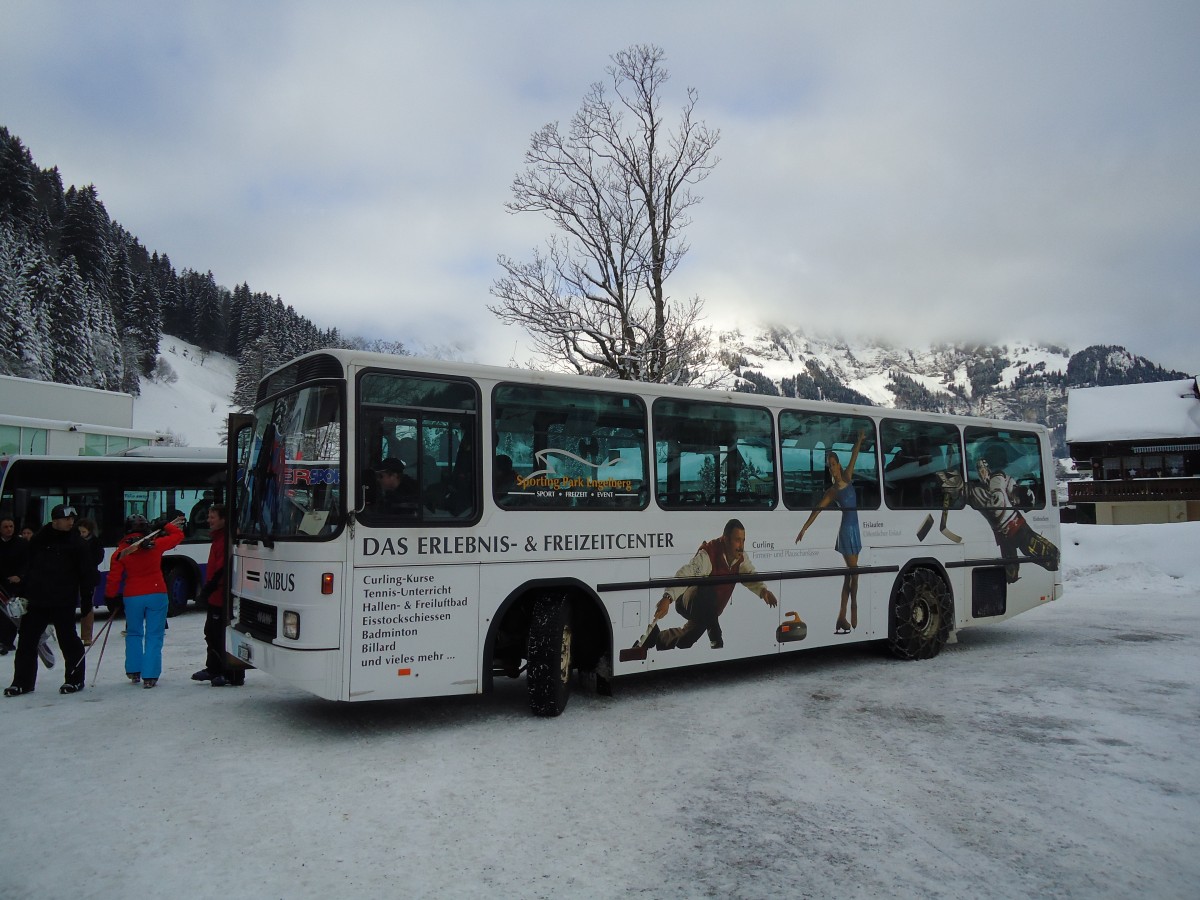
[283,610,300,640]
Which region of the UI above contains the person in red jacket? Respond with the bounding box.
[105,513,185,688]
[191,503,239,687]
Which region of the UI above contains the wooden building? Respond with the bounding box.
[1065,376,1200,524]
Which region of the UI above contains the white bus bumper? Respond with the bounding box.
[228,629,344,701]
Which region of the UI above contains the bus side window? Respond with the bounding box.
[779,412,878,511]
[653,398,775,511]
[492,382,648,511]
[964,427,1047,510]
[881,420,963,510]
[357,371,480,526]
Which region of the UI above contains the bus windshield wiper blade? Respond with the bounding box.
[248,423,277,549]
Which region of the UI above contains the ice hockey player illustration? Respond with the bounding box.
[936,454,1060,583]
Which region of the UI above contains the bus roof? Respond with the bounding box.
[114,445,227,460]
[1,450,226,469]
[262,348,1051,436]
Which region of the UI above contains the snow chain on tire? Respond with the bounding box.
[888,567,953,661]
[527,594,573,717]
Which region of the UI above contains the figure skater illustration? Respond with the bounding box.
[795,430,866,634]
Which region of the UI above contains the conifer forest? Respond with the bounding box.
[0,126,339,409]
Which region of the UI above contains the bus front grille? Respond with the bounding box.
[238,598,277,642]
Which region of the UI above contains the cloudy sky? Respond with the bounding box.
[2,1,1196,371]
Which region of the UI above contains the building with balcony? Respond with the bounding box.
[1065,376,1200,524]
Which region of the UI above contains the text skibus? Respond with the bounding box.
[228,350,1062,715]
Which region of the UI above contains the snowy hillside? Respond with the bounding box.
[131,336,237,447]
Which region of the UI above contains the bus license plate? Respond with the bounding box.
[237,642,252,662]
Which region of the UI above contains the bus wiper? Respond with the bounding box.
[248,423,277,549]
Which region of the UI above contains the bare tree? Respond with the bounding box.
[490,44,721,385]
[343,336,410,356]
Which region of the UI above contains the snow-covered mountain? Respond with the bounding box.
[131,337,238,448]
[720,327,1068,407]
[718,326,1189,453]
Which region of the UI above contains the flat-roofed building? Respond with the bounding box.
[0,373,163,456]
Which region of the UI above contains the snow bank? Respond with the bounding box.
[1062,521,1200,587]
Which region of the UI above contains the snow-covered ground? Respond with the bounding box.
[2,522,1198,899]
[131,337,238,448]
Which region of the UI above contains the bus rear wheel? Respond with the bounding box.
[888,567,952,661]
[527,594,573,717]
[164,564,193,618]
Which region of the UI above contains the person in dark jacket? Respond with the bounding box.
[4,505,97,696]
[191,503,239,686]
[0,515,30,653]
[75,518,104,645]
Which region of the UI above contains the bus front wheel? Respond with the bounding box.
[527,594,573,717]
[888,568,952,660]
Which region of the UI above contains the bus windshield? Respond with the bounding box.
[237,384,343,541]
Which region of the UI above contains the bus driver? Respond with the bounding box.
[372,457,420,517]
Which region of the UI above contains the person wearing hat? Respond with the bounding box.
[372,457,420,517]
[75,517,104,645]
[104,513,185,688]
[4,504,98,697]
[0,514,30,654]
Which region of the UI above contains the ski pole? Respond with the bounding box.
[90,613,116,687]
[64,612,114,685]
[85,613,115,659]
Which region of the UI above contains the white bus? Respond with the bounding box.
[228,350,1063,715]
[0,448,227,615]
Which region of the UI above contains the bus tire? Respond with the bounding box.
[527,594,573,717]
[164,564,193,618]
[888,567,952,661]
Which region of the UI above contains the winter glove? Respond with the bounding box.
[198,573,222,603]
